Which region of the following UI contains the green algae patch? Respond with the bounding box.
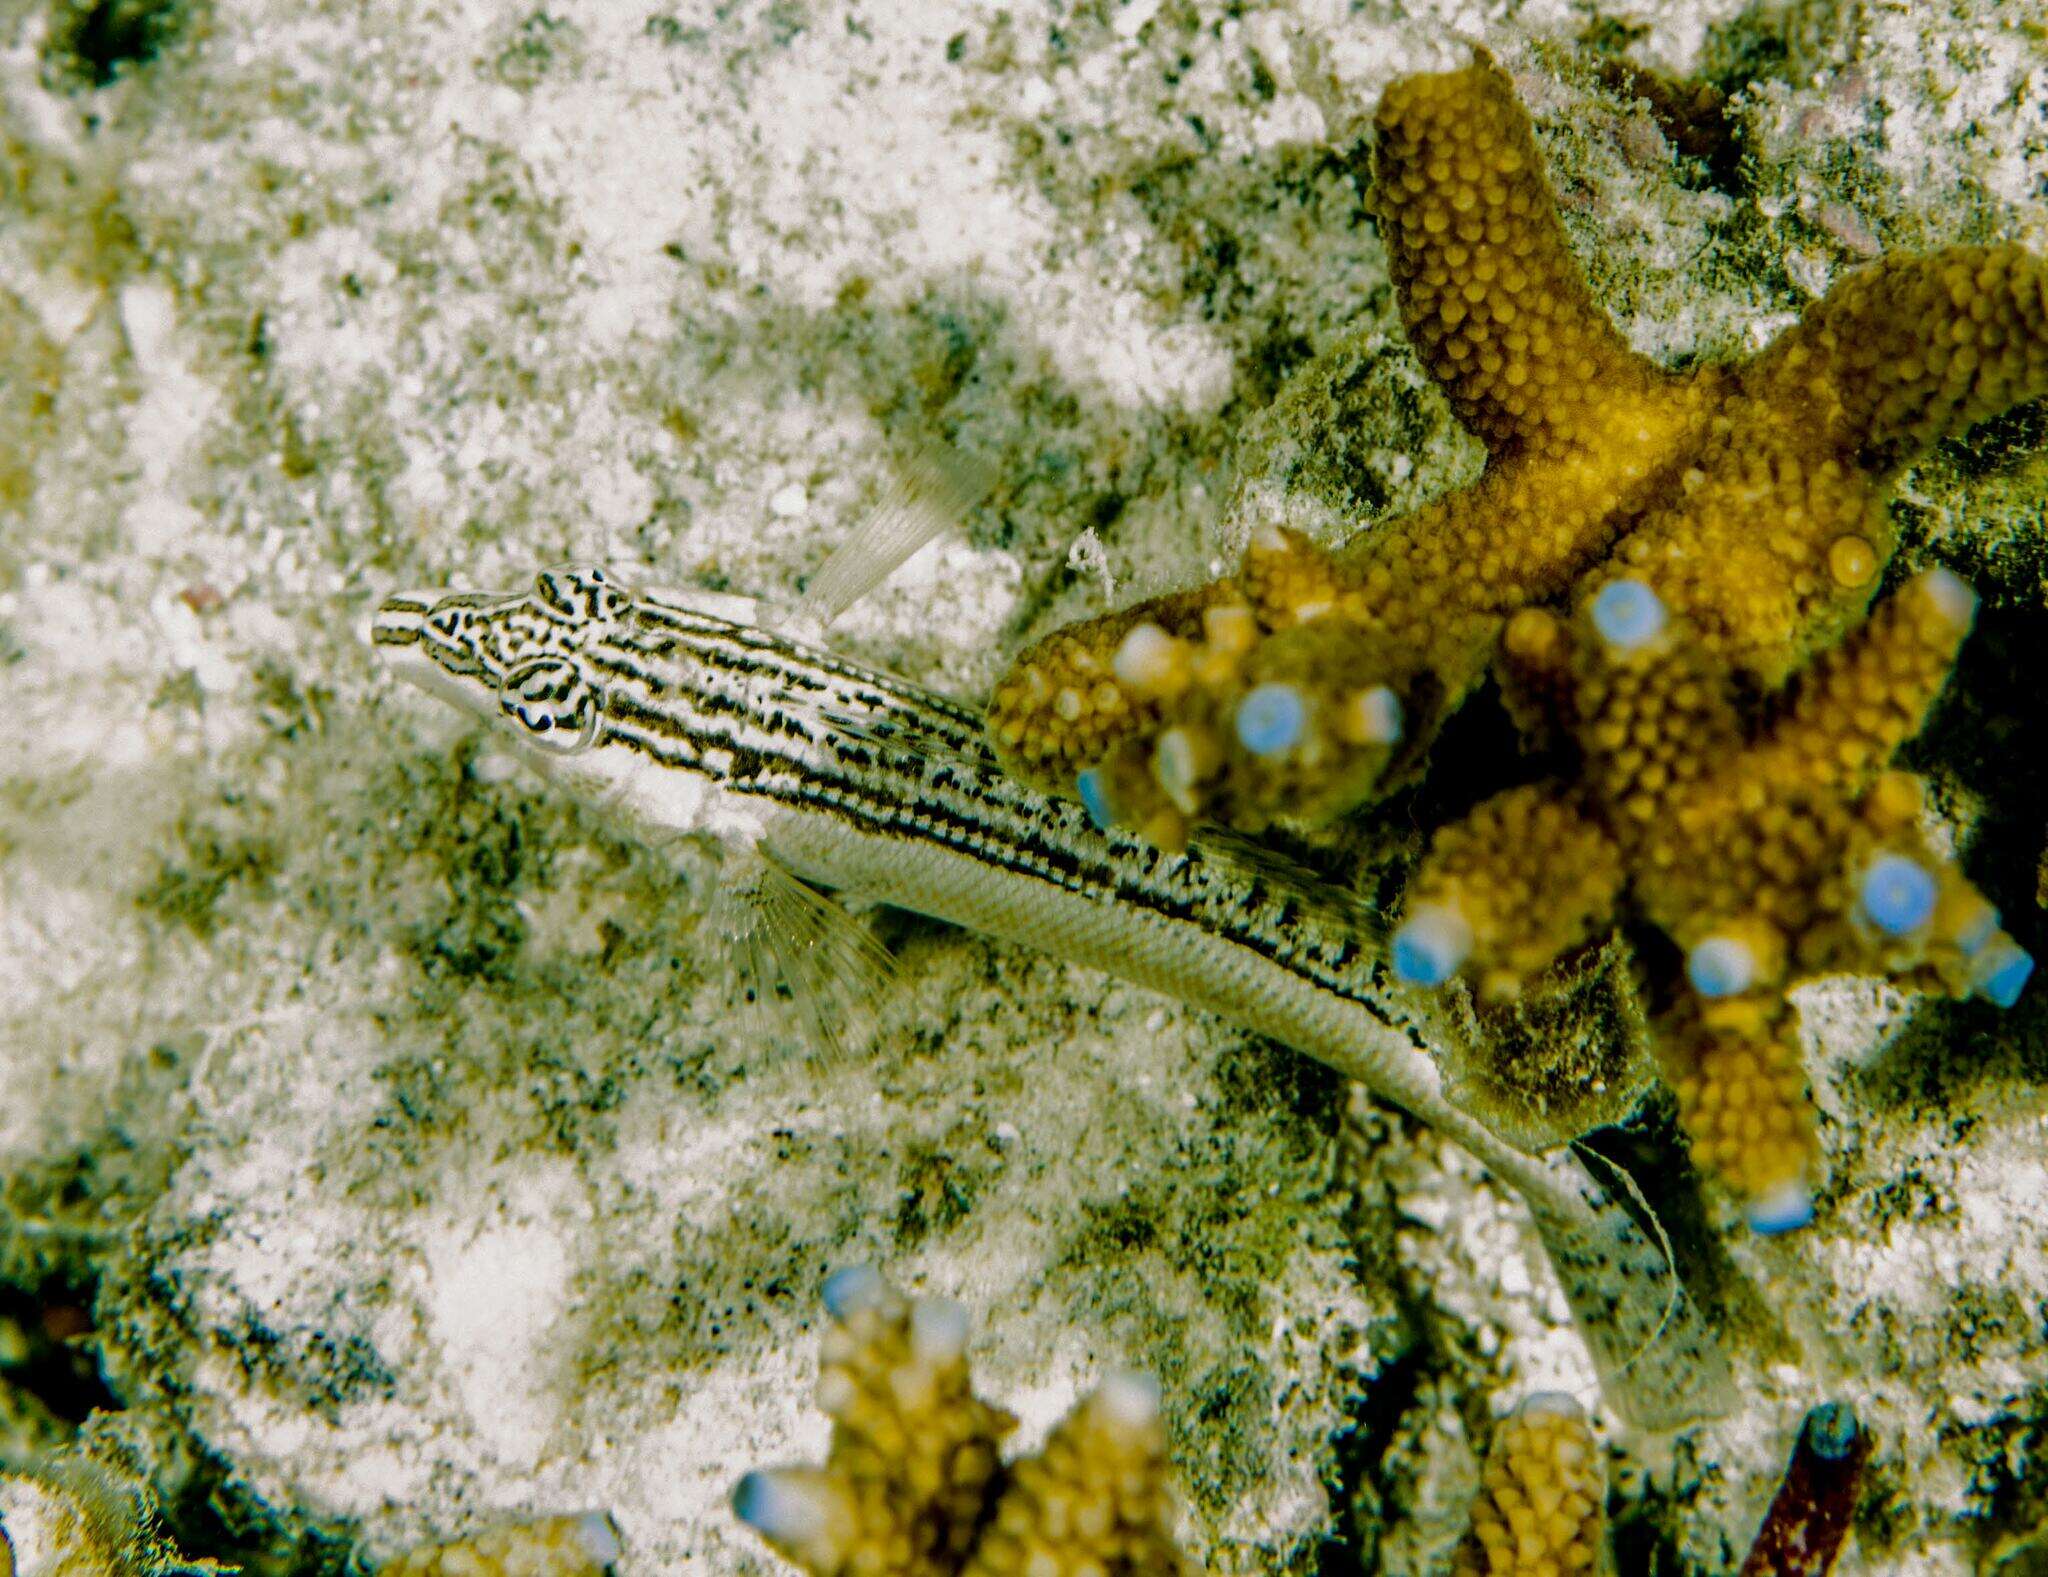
[1425,930,1657,1151]
[0,292,61,516]
[134,816,278,940]
[44,0,194,87]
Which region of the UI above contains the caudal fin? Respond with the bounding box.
[1522,1147,1733,1432]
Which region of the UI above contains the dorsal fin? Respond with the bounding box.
[794,446,997,627]
[711,845,898,1064]
[1188,825,1390,947]
[809,691,1001,780]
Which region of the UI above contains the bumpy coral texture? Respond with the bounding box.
[1452,1395,1608,1576]
[989,53,1719,837]
[1421,565,2028,1218]
[734,1270,1192,1577]
[984,49,2045,1225]
[988,51,2046,843]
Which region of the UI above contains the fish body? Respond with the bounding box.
[371,564,1727,1428]
[377,570,1451,1107]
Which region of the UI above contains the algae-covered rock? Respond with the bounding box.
[0,0,2044,1574]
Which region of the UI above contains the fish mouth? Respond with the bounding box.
[367,588,500,723]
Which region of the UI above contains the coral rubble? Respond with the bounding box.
[734,1268,1192,1577]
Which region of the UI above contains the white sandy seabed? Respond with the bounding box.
[2,0,2046,1573]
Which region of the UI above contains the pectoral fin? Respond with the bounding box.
[712,846,898,1064]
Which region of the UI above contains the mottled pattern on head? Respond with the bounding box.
[373,567,915,825]
[373,568,634,743]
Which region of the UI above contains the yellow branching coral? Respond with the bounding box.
[985,51,2047,845]
[987,53,1718,837]
[1395,568,2032,1226]
[982,46,2043,1230]
[987,49,1725,840]
[383,1514,623,1577]
[1398,784,1625,1006]
[1453,1394,1608,1576]
[735,1268,1193,1577]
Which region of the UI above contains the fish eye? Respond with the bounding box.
[534,563,633,621]
[497,655,603,754]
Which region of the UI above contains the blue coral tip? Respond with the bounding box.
[1859,854,1937,936]
[1235,682,1307,757]
[733,1471,827,1542]
[1801,1401,1862,1461]
[821,1265,886,1320]
[1391,905,1472,987]
[1973,938,2034,1009]
[1687,936,1756,999]
[1075,767,1115,829]
[1746,1179,1814,1236]
[1590,579,1667,653]
[732,1471,774,1530]
[1918,565,1978,628]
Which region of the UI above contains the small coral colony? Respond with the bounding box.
[732,1273,1862,1576]
[723,45,2040,1577]
[990,51,2045,1233]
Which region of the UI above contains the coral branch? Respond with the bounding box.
[1372,52,1681,462]
[1453,1392,1609,1576]
[1737,1403,1870,1577]
[1744,245,2048,470]
[1396,782,1624,1000]
[989,46,2044,1230]
[735,1270,1192,1577]
[1397,570,2030,1220]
